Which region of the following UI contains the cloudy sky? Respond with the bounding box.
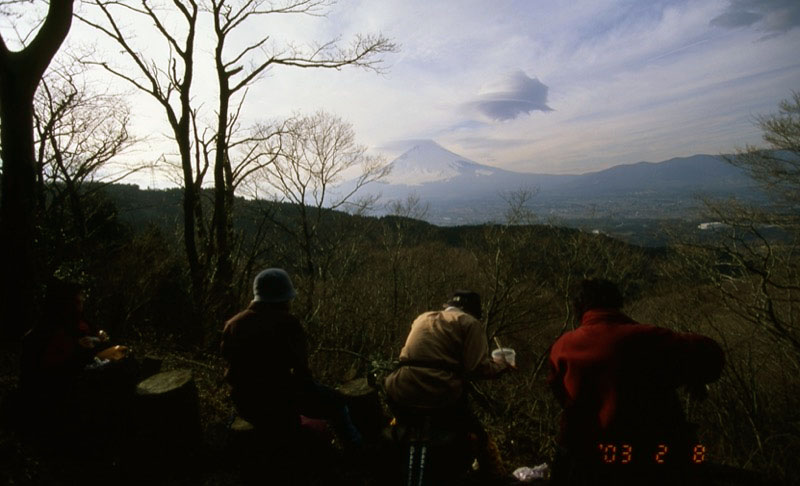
[8,0,800,176]
[242,0,800,174]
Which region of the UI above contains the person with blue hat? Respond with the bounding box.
[221,268,361,465]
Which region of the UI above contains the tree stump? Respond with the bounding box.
[337,377,386,442]
[230,415,255,433]
[137,355,162,380]
[129,369,201,472]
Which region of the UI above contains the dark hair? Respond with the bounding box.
[446,290,482,320]
[42,278,84,328]
[572,279,624,318]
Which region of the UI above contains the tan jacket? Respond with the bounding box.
[384,307,508,409]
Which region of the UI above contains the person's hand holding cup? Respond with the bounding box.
[492,347,517,369]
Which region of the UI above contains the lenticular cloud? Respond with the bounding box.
[474,70,553,121]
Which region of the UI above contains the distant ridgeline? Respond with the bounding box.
[327,143,771,243]
[105,152,770,248]
[339,144,766,224]
[100,180,736,248]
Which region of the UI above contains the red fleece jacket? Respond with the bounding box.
[547,309,724,455]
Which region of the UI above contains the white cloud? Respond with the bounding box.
[711,0,800,35]
[37,0,800,182]
[469,71,553,121]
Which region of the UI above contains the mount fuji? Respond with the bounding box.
[338,140,760,225]
[384,140,512,185]
[355,140,569,203]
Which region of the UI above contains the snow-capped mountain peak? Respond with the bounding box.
[386,140,497,186]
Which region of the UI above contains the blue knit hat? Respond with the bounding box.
[253,268,297,303]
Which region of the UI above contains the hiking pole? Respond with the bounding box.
[417,443,427,486]
[407,444,416,486]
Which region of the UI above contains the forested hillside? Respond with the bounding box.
[4,160,798,483]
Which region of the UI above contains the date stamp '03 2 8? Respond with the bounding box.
[597,443,707,465]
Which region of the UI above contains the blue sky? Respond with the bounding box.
[6,0,800,178]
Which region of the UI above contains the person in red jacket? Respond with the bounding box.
[20,278,132,451]
[547,279,724,485]
[22,279,128,398]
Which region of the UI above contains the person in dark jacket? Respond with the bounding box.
[547,279,724,485]
[20,278,131,450]
[22,280,121,389]
[221,268,361,450]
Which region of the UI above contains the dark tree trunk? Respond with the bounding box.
[0,81,38,340]
[173,22,201,317]
[212,105,233,315]
[211,20,234,324]
[177,126,204,319]
[0,1,75,339]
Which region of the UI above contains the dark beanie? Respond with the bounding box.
[446,290,482,319]
[572,278,624,317]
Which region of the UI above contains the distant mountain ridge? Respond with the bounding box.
[341,140,762,224]
[554,154,752,196]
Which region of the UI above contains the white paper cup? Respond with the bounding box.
[492,347,516,366]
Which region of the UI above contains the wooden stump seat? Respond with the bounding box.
[337,377,386,442]
[129,368,202,471]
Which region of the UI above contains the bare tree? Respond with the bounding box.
[79,0,396,332]
[379,194,429,343]
[726,91,800,213]
[0,0,44,28]
[205,0,396,315]
[687,93,800,361]
[0,0,75,338]
[469,189,548,340]
[657,94,800,479]
[33,59,140,239]
[254,110,389,319]
[78,0,207,315]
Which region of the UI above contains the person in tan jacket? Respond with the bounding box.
[384,290,514,478]
[385,291,511,409]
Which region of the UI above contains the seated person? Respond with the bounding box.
[221,268,361,454]
[547,279,725,485]
[384,291,514,478]
[20,278,130,444]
